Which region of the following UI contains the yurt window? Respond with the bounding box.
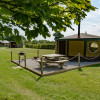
[88,42,98,53]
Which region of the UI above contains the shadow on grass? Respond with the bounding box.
[86,63,100,67]
[36,77,42,81]
[19,68,24,71]
[78,68,83,71]
[18,67,42,81]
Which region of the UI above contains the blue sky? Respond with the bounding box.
[20,0,100,41]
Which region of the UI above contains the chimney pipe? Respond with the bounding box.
[78,22,80,38]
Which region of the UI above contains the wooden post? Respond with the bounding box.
[19,53,20,65]
[37,49,39,58]
[78,53,82,71]
[78,53,80,67]
[24,55,26,68]
[11,51,12,61]
[40,57,43,75]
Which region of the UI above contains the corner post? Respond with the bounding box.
[11,51,12,61]
[40,57,43,75]
[18,53,20,65]
[78,53,82,71]
[37,49,39,58]
[24,54,26,68]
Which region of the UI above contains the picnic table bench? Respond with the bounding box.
[36,54,69,69]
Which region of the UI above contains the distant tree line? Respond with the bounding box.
[25,40,55,49]
[26,40,55,45]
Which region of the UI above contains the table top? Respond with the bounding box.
[42,54,65,58]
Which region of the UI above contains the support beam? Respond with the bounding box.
[84,41,87,57]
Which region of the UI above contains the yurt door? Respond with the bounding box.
[59,41,66,55]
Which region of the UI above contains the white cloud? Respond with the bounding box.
[97,9,100,14]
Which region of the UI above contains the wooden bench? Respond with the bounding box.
[60,57,69,60]
[36,59,46,66]
[36,59,68,69]
[54,60,68,69]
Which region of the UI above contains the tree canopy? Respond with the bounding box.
[0,0,96,42]
[53,31,64,40]
[4,35,26,42]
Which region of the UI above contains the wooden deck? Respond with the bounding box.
[12,58,100,76]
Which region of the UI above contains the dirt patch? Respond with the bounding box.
[80,73,88,77]
[12,66,22,69]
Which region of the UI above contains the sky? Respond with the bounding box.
[20,0,100,41]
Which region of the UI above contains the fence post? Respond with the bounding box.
[19,53,20,65]
[78,53,82,71]
[11,51,12,61]
[37,49,39,58]
[24,54,26,68]
[40,57,43,75]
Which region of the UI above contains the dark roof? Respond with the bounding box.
[59,33,100,40]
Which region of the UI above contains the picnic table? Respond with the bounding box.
[42,54,65,58]
[37,54,69,69]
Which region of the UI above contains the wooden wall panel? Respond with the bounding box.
[69,41,84,56]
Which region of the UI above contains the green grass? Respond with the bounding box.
[11,48,54,60]
[0,47,100,100]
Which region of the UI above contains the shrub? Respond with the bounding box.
[25,44,55,49]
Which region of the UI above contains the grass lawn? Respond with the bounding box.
[0,47,100,100]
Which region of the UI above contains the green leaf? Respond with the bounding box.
[0,0,96,41]
[14,29,19,35]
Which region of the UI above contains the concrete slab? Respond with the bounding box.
[12,58,100,75]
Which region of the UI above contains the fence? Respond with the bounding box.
[11,51,85,76]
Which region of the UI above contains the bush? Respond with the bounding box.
[25,44,55,49]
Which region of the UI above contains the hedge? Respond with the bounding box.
[25,44,55,49]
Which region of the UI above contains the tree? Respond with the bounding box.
[31,40,38,44]
[53,31,64,40]
[0,0,96,42]
[5,35,26,42]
